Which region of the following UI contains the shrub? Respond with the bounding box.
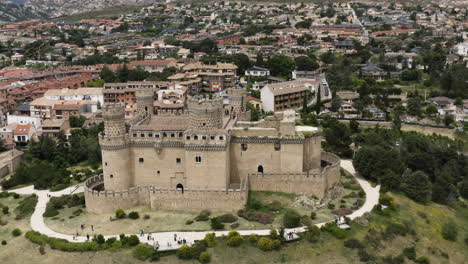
[331,208,353,216]
[132,244,154,261]
[305,225,320,243]
[383,255,404,264]
[283,209,301,228]
[143,214,150,220]
[379,193,393,206]
[43,209,59,218]
[415,256,430,264]
[344,238,363,249]
[441,221,458,241]
[115,209,126,219]
[358,248,371,262]
[177,245,193,259]
[328,203,335,209]
[310,212,317,220]
[199,251,211,263]
[128,211,139,219]
[270,229,279,240]
[204,233,216,247]
[230,223,239,229]
[12,228,22,237]
[127,235,140,246]
[106,237,117,245]
[2,206,9,215]
[385,222,408,237]
[257,237,281,251]
[195,210,211,221]
[13,193,20,199]
[1,240,6,245]
[266,200,283,211]
[226,234,243,247]
[185,220,194,225]
[217,213,238,223]
[248,234,258,243]
[403,246,416,260]
[39,245,45,255]
[72,209,83,216]
[301,215,312,227]
[210,217,224,230]
[258,212,273,224]
[94,234,105,244]
[238,210,273,224]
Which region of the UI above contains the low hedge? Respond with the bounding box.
[25,231,140,252]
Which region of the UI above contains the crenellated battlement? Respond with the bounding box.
[102,103,125,119]
[188,94,223,112]
[188,94,224,130]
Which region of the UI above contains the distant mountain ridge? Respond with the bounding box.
[0,0,48,22]
[0,0,155,22]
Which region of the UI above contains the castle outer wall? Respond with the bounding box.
[84,152,340,214]
[84,174,248,214]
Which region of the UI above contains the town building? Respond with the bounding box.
[260,79,318,112]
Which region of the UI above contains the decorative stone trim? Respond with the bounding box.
[232,136,304,144]
[185,144,227,151]
[100,144,129,151]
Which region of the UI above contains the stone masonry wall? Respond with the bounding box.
[248,152,340,199]
[84,174,248,214]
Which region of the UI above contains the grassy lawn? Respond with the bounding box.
[0,194,37,252]
[45,205,274,236]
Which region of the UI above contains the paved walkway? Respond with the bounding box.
[5,160,380,251]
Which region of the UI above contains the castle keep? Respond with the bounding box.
[85,87,340,213]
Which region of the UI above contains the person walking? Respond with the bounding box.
[173,233,177,241]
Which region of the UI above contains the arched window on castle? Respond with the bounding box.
[195,155,202,163]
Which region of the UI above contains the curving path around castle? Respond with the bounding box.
[5,159,380,251]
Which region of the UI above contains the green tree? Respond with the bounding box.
[403,171,432,203]
[443,114,454,127]
[100,66,116,82]
[267,55,296,78]
[440,63,468,98]
[425,104,438,117]
[295,56,319,71]
[323,120,352,157]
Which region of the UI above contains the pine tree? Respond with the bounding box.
[403,171,432,203]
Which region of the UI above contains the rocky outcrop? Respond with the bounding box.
[0,0,154,22]
[23,0,153,18]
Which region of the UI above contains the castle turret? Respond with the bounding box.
[188,94,223,130]
[228,87,250,121]
[135,87,154,119]
[100,103,132,191]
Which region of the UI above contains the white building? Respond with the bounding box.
[44,87,104,106]
[261,79,318,112]
[453,42,468,57]
[245,66,270,77]
[7,114,41,130]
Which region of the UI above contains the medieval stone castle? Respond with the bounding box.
[84,87,340,214]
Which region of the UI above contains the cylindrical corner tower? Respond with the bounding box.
[188,94,223,130]
[100,103,132,191]
[228,87,247,114]
[136,87,154,118]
